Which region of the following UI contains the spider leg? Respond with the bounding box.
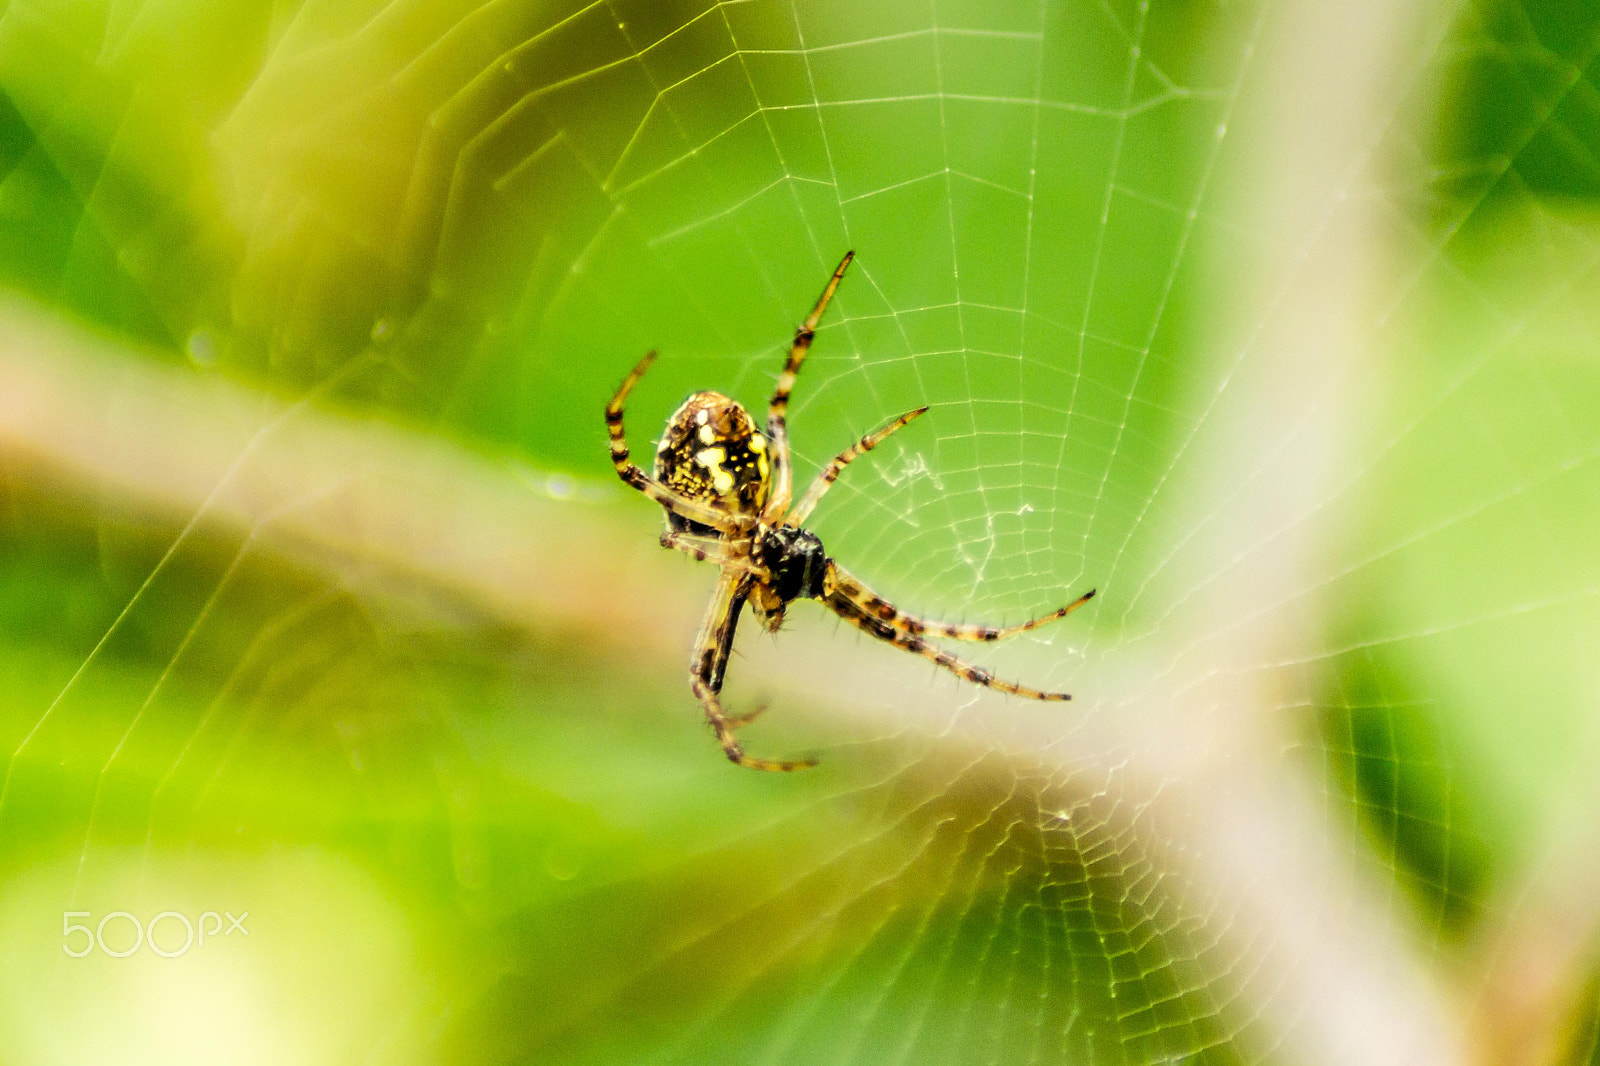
[825,560,1094,642]
[659,531,771,583]
[690,569,818,771]
[764,251,854,519]
[607,351,752,535]
[659,530,736,565]
[823,586,1075,701]
[723,702,769,728]
[785,406,930,526]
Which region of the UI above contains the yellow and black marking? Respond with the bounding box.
[606,351,747,535]
[654,390,772,533]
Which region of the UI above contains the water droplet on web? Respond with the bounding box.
[186,329,217,366]
[371,318,393,343]
[546,473,575,500]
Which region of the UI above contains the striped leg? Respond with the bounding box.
[785,406,929,526]
[690,569,817,771]
[765,251,854,517]
[825,561,1094,643]
[607,351,749,535]
[659,529,737,565]
[824,590,1074,701]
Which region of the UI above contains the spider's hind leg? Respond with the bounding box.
[823,586,1077,702]
[826,562,1095,643]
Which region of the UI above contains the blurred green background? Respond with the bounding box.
[2,0,1600,1063]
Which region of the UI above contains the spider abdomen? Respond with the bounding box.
[654,391,771,534]
[756,524,829,603]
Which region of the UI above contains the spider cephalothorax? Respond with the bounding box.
[749,523,829,632]
[606,252,1095,771]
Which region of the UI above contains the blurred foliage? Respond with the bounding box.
[0,458,1258,1064]
[1440,0,1600,203]
[1316,643,1492,939]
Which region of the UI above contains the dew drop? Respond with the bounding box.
[186,329,217,366]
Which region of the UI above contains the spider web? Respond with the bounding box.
[1,0,1599,1063]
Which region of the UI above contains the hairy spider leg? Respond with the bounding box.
[764,251,854,519]
[657,529,778,692]
[690,570,818,771]
[660,529,738,565]
[827,561,1096,643]
[823,582,1075,700]
[785,406,930,527]
[658,530,774,596]
[607,350,752,535]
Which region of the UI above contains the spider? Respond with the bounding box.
[605,252,1095,771]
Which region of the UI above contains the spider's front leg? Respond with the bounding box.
[690,569,817,772]
[764,251,854,518]
[786,405,929,526]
